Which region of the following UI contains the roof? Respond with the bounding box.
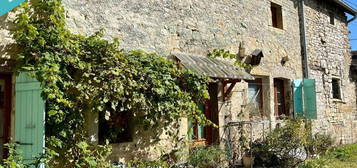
[331,0,357,15]
[172,52,254,80]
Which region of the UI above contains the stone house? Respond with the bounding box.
[0,0,357,164]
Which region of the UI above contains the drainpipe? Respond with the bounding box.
[299,0,309,79]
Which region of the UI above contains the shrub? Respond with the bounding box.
[187,146,226,168]
[252,119,333,168]
[0,143,27,168]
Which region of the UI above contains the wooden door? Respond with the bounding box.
[15,72,45,164]
[274,79,286,117]
[0,74,12,160]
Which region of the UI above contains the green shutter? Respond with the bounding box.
[293,79,317,120]
[293,79,303,118]
[15,72,45,165]
[303,79,317,119]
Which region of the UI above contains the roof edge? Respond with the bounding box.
[332,0,357,15]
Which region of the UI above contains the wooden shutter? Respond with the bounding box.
[293,79,303,118]
[15,72,45,164]
[293,79,317,119]
[303,79,317,119]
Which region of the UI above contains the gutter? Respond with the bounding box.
[332,0,357,23]
[299,0,309,78]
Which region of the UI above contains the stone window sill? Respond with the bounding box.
[332,98,345,103]
[269,26,285,33]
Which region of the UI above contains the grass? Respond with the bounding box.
[300,143,357,168]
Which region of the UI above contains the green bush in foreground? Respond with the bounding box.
[252,119,334,168]
[300,143,357,168]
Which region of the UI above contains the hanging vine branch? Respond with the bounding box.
[12,0,210,166]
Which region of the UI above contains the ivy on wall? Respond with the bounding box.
[12,0,210,166]
[208,49,254,70]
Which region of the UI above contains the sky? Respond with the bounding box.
[345,0,357,51]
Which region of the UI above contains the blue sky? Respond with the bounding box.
[345,0,357,51]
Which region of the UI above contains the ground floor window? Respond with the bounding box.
[188,83,219,145]
[99,111,133,144]
[247,79,263,117]
[189,103,209,142]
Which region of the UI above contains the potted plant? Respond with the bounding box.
[238,124,254,168]
[242,148,254,168]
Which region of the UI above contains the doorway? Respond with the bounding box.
[274,78,286,118]
[0,74,12,160]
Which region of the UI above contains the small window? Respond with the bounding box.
[332,78,341,99]
[329,12,335,25]
[99,111,133,144]
[271,2,283,29]
[189,104,206,141]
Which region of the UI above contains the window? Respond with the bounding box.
[271,2,283,29]
[99,111,133,144]
[329,12,335,25]
[332,78,341,99]
[247,79,263,117]
[189,104,206,141]
[274,79,287,118]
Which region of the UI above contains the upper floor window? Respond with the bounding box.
[332,78,341,99]
[271,2,283,29]
[329,12,335,25]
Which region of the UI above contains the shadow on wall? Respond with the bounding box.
[0,13,20,72]
[108,122,185,163]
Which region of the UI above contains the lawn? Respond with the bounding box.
[301,143,357,168]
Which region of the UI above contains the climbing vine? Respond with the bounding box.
[208,49,254,70]
[12,0,210,166]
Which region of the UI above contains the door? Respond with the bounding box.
[0,74,12,160]
[15,72,45,164]
[274,79,286,117]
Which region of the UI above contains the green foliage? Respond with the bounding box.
[300,144,357,168]
[0,143,27,168]
[207,49,254,70]
[187,146,226,168]
[12,0,210,166]
[252,119,333,168]
[127,159,170,168]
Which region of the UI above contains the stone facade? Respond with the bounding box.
[303,0,357,144]
[0,0,356,164]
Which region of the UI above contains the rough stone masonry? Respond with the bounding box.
[0,0,356,163]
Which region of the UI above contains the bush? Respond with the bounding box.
[0,143,27,168]
[252,119,333,168]
[187,146,226,168]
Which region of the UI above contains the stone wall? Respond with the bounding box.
[60,0,305,162]
[0,0,356,163]
[304,0,357,144]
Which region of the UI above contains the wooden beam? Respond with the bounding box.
[224,81,237,100]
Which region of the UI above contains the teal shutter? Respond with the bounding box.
[293,79,317,120]
[15,72,45,164]
[293,79,303,118]
[303,79,317,119]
